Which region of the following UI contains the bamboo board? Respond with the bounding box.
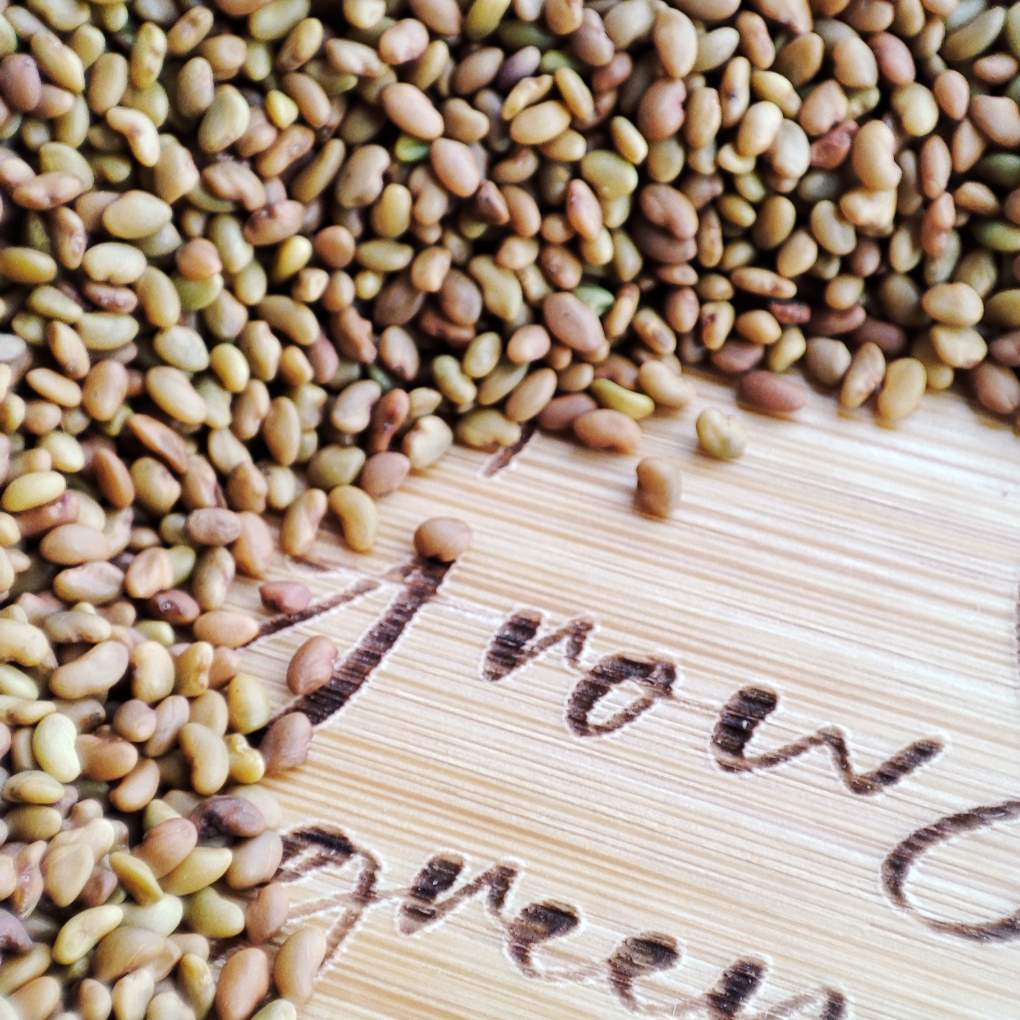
[229,374,1020,1020]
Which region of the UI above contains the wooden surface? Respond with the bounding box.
[231,375,1020,1020]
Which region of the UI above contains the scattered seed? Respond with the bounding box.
[635,458,683,519]
[414,517,472,561]
[697,409,749,461]
[286,636,338,697]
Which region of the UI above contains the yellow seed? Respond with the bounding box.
[33,713,80,782]
[2,470,65,512]
[877,358,927,422]
[110,851,163,905]
[696,409,748,461]
[53,906,124,965]
[0,248,57,284]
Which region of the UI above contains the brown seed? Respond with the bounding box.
[543,292,606,353]
[572,409,642,454]
[989,333,1020,367]
[113,700,157,742]
[14,172,85,211]
[287,635,338,696]
[414,517,472,562]
[969,95,1020,148]
[711,341,765,375]
[78,733,139,782]
[216,947,271,1020]
[921,282,983,328]
[870,31,915,85]
[538,393,598,431]
[0,55,42,112]
[244,201,305,246]
[933,69,969,121]
[359,451,410,498]
[381,82,444,140]
[638,79,688,142]
[737,371,807,415]
[972,362,1020,416]
[233,513,274,578]
[246,882,289,945]
[640,184,699,240]
[280,489,328,559]
[506,368,557,422]
[507,325,552,364]
[930,326,986,370]
[511,100,572,145]
[39,523,109,565]
[226,831,283,889]
[259,581,312,615]
[149,589,201,625]
[850,318,908,356]
[190,796,266,839]
[0,908,33,954]
[260,712,313,775]
[430,138,481,198]
[131,816,196,881]
[176,238,222,280]
[15,490,79,539]
[9,976,62,1019]
[411,0,461,33]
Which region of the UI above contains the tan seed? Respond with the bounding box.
[877,358,928,422]
[572,408,642,454]
[414,517,472,562]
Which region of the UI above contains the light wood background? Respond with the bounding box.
[231,374,1020,1020]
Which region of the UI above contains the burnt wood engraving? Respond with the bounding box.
[242,556,1019,1016]
[264,557,452,727]
[566,653,678,737]
[265,823,849,1019]
[712,686,944,795]
[482,610,944,790]
[482,609,593,683]
[882,802,1020,942]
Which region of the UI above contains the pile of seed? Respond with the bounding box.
[0,629,325,1020]
[1,0,1020,1011]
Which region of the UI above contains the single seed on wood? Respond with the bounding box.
[635,458,683,519]
[414,517,472,561]
[286,636,338,696]
[697,409,748,461]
